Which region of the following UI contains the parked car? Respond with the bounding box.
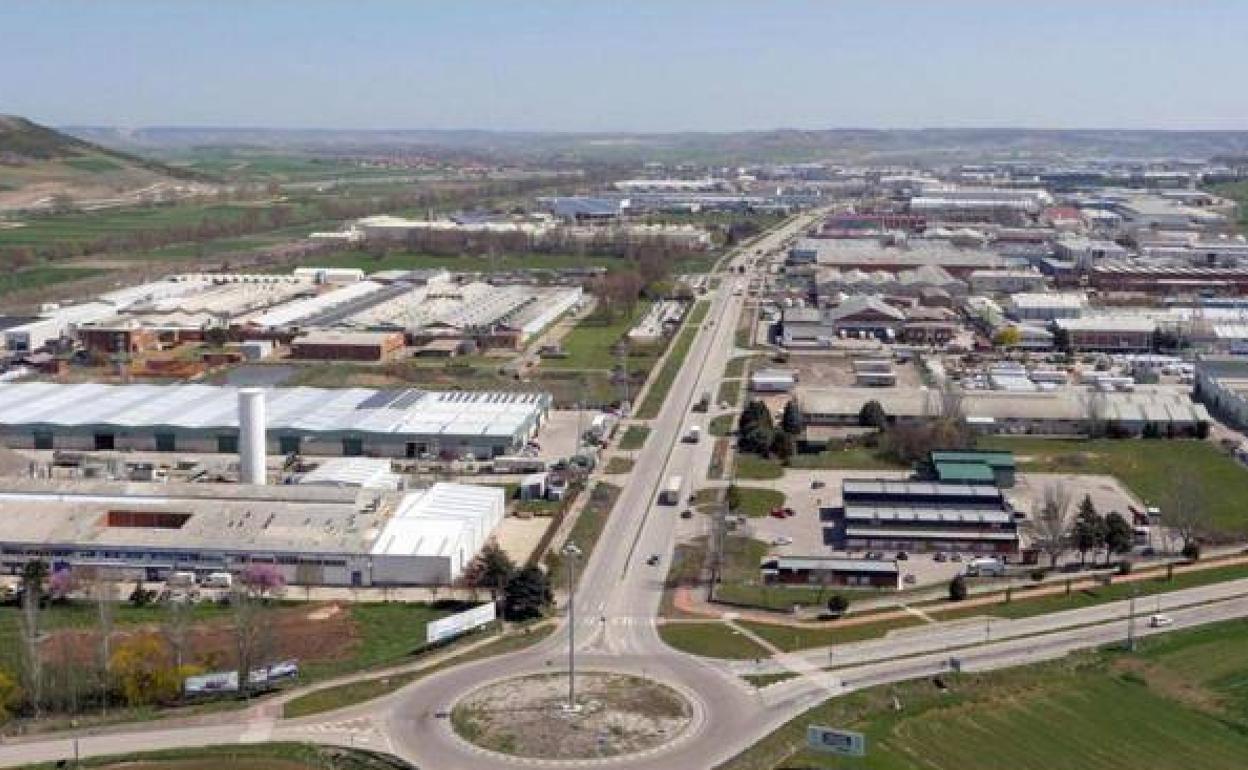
[950,553,963,562]
[1149,613,1173,628]
[680,509,693,519]
[865,551,884,560]
[896,551,909,561]
[810,480,826,489]
[646,554,661,566]
[770,536,793,546]
[770,508,787,519]
[903,574,917,585]
[934,552,948,563]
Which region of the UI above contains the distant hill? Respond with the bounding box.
[0,115,216,212]
[65,124,1248,166]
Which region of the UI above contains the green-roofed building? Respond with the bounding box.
[928,450,1016,487]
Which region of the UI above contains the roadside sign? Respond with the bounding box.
[426,602,497,645]
[807,725,866,757]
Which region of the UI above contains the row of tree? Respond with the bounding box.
[737,399,804,462]
[2,560,289,723]
[462,542,552,621]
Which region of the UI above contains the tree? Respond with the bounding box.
[858,399,888,429]
[1160,466,1209,554]
[1103,512,1135,558]
[472,542,516,600]
[737,400,775,456]
[949,575,968,602]
[825,594,849,616]
[1029,484,1074,567]
[780,399,804,437]
[771,431,795,464]
[240,563,286,598]
[161,596,193,674]
[93,577,116,714]
[48,567,76,601]
[725,484,742,513]
[231,587,267,697]
[19,560,47,719]
[503,566,551,621]
[993,326,1022,348]
[0,669,21,723]
[1071,495,1106,564]
[110,634,184,707]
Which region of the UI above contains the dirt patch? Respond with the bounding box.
[1112,657,1225,715]
[40,604,356,670]
[452,672,693,759]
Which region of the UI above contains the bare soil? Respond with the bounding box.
[452,672,693,759]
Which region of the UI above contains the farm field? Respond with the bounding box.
[0,266,107,297]
[979,437,1248,536]
[719,619,1248,770]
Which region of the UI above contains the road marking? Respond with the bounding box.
[900,603,938,624]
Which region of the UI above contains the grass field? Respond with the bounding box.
[635,301,709,419]
[544,302,654,372]
[282,625,555,718]
[657,622,771,660]
[21,742,411,770]
[309,250,627,275]
[0,265,107,297]
[719,619,1248,770]
[717,379,742,407]
[735,454,784,480]
[603,456,634,474]
[979,437,1248,535]
[563,483,621,574]
[733,487,786,517]
[618,425,650,451]
[710,414,736,436]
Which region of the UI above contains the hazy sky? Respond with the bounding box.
[3,1,1246,132]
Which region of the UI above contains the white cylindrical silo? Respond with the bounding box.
[237,388,267,485]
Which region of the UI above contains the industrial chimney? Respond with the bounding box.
[237,388,267,485]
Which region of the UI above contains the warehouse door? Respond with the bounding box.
[94,433,115,451]
[33,431,53,450]
[342,438,363,457]
[155,433,176,452]
[279,435,301,455]
[217,435,238,453]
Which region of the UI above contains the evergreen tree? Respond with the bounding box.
[781,399,805,436]
[1103,512,1135,558]
[1072,495,1106,564]
[858,399,888,429]
[503,566,552,621]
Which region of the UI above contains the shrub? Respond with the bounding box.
[1182,542,1201,562]
[1117,560,1134,576]
[1029,568,1048,582]
[948,575,968,602]
[825,594,850,616]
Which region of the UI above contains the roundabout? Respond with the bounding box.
[449,671,696,761]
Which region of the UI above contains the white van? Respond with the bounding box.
[202,572,233,589]
[166,571,197,588]
[965,557,1005,577]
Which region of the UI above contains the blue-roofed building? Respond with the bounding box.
[539,196,623,222]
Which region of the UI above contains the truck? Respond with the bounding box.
[683,425,701,444]
[659,476,683,505]
[964,557,1005,578]
[693,392,711,412]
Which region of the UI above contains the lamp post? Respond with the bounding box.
[563,541,582,712]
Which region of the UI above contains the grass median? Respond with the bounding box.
[635,305,706,419]
[658,622,771,660]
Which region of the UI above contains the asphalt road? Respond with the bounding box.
[7,210,1248,770]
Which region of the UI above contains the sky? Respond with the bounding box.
[2,1,1246,132]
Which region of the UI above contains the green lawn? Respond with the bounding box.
[720,619,1248,770]
[710,414,736,436]
[309,250,628,275]
[717,379,742,407]
[735,454,784,480]
[545,302,654,372]
[635,301,710,419]
[0,265,107,297]
[733,486,786,517]
[724,355,754,379]
[737,616,924,653]
[618,425,650,451]
[19,741,413,770]
[978,437,1248,536]
[282,625,555,718]
[603,456,634,474]
[658,622,771,660]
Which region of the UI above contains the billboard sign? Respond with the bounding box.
[807,725,866,757]
[426,602,497,645]
[184,659,300,695]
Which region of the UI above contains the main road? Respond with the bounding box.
[6,210,1248,769]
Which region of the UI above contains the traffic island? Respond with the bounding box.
[450,671,693,760]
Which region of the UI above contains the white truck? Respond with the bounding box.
[684,425,701,444]
[659,476,683,505]
[964,557,1006,578]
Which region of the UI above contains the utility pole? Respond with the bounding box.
[563,541,582,712]
[1126,584,1139,652]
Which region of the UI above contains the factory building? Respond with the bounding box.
[761,556,901,589]
[0,479,503,586]
[830,480,1021,556]
[290,330,406,362]
[0,383,550,460]
[1054,316,1156,352]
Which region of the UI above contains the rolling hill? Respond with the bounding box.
[0,115,217,213]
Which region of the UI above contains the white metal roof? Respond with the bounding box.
[0,384,548,440]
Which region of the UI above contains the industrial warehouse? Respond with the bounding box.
[0,478,504,585]
[0,383,551,460]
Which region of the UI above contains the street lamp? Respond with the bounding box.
[563,541,582,712]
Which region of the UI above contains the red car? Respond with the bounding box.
[769,508,787,519]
